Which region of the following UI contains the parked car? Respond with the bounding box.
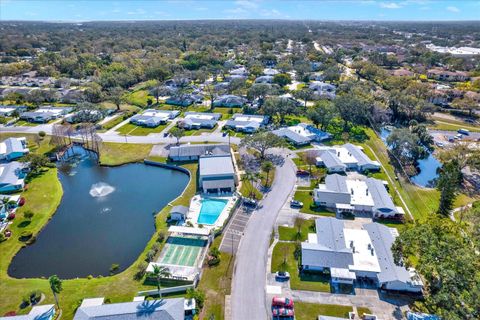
[243,198,258,207]
[290,200,303,208]
[272,307,294,318]
[272,297,294,308]
[275,271,290,280]
[458,128,470,136]
[296,169,309,176]
[222,131,228,137]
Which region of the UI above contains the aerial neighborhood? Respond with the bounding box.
[0,6,479,320]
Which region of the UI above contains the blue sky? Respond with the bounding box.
[1,1,479,21]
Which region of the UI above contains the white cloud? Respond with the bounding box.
[224,7,248,14]
[234,1,259,10]
[380,2,402,9]
[127,8,146,15]
[446,6,460,13]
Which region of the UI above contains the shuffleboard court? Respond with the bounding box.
[159,236,206,267]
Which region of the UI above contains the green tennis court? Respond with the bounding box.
[159,236,207,267]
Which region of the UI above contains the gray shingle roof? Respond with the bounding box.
[325,174,348,193]
[365,178,397,214]
[199,155,234,176]
[364,223,411,285]
[0,161,25,186]
[319,151,347,170]
[169,144,230,159]
[272,128,310,145]
[343,143,376,167]
[3,137,26,155]
[73,298,185,320]
[170,205,188,215]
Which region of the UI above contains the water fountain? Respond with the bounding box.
[89,182,116,197]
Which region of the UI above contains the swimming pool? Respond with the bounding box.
[197,198,228,225]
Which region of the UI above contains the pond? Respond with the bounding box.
[8,147,189,279]
[380,127,441,188]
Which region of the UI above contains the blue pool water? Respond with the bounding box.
[197,199,228,225]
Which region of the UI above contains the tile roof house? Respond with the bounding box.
[301,217,423,292]
[0,137,29,161]
[168,144,230,162]
[0,161,27,193]
[73,298,186,320]
[313,174,403,218]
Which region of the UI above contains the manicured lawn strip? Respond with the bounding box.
[430,122,480,133]
[170,127,217,137]
[271,242,330,292]
[14,120,39,127]
[116,123,168,136]
[99,142,153,166]
[294,191,335,217]
[99,114,128,131]
[198,235,234,320]
[125,90,154,108]
[0,159,198,318]
[261,168,276,188]
[278,219,315,242]
[294,302,353,320]
[239,178,263,200]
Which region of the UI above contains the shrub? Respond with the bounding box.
[87,275,93,280]
[109,263,120,274]
[19,231,33,240]
[207,257,220,267]
[23,210,34,220]
[29,290,42,304]
[146,249,156,262]
[135,261,148,280]
[38,131,46,138]
[157,231,166,243]
[186,288,205,310]
[151,242,160,253]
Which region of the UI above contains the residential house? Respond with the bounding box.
[166,94,203,107]
[301,217,423,293]
[199,154,236,193]
[0,161,27,193]
[0,305,55,320]
[224,114,268,133]
[263,68,279,76]
[254,76,274,84]
[273,123,332,146]
[19,111,56,123]
[313,174,404,218]
[230,66,249,77]
[180,112,221,130]
[73,297,192,320]
[316,144,380,173]
[168,144,230,162]
[0,105,28,117]
[0,137,29,161]
[130,109,180,127]
[309,81,336,99]
[212,95,246,108]
[427,69,469,82]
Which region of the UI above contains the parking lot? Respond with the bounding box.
[219,205,252,254]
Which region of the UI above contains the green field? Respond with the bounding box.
[116,123,168,136]
[295,302,353,320]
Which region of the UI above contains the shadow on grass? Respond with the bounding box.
[17,220,31,228]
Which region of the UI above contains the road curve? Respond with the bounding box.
[231,152,296,320]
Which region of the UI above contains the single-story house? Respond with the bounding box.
[73,297,192,320]
[273,123,332,146]
[19,111,55,123]
[0,105,28,117]
[313,174,404,218]
[166,94,203,107]
[180,112,221,130]
[168,144,230,161]
[224,114,268,133]
[301,217,423,293]
[0,304,55,320]
[230,66,248,77]
[130,109,180,127]
[169,205,189,221]
[0,137,29,161]
[0,161,27,193]
[309,81,336,99]
[315,143,380,173]
[254,75,274,84]
[427,69,469,82]
[309,72,325,81]
[212,95,247,108]
[199,154,236,194]
[263,68,279,76]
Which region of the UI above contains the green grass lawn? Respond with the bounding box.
[99,114,128,131]
[278,219,315,242]
[271,242,330,292]
[197,235,234,320]
[99,142,153,166]
[294,190,335,217]
[239,177,263,200]
[125,90,155,108]
[170,127,217,137]
[356,306,373,317]
[14,120,39,127]
[295,302,353,320]
[0,158,198,319]
[116,123,168,136]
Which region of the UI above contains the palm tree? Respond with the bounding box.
[261,161,274,188]
[242,171,261,198]
[48,275,63,310]
[152,265,170,299]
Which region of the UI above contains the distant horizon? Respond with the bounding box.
[1,0,480,22]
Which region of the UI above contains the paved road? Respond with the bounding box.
[0,125,241,145]
[231,152,296,320]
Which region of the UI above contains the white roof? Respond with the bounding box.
[80,298,105,308]
[168,225,210,236]
[231,114,265,123]
[346,180,375,207]
[344,228,381,273]
[330,267,356,280]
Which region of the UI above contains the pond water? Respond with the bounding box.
[379,128,441,188]
[8,147,189,279]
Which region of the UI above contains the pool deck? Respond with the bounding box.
[186,194,238,230]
